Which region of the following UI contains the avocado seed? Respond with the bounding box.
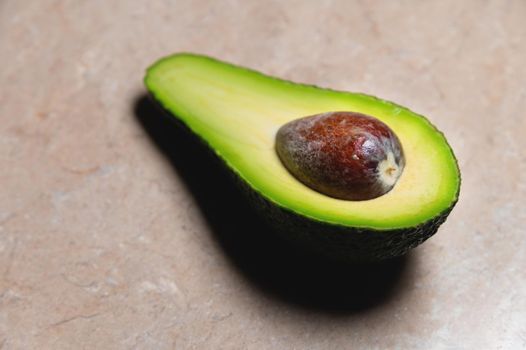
[275,111,405,201]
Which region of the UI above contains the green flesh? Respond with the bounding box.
[145,53,460,230]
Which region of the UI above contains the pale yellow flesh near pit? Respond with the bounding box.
[145,54,460,229]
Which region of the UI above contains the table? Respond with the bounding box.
[1,1,525,348]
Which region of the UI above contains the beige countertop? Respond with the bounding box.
[1,0,525,348]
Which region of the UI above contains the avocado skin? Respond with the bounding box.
[235,167,457,262]
[148,96,459,263]
[245,185,456,262]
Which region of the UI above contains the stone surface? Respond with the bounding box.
[1,0,525,348]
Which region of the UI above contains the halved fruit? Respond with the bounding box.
[144,53,460,262]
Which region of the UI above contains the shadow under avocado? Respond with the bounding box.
[133,94,415,315]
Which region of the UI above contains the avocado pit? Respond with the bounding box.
[275,111,405,200]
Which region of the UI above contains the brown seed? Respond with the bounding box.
[275,111,405,200]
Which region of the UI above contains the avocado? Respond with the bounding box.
[144,53,460,262]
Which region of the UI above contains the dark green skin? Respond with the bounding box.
[242,182,456,262]
[148,96,459,262]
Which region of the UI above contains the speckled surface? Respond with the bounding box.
[1,0,525,349]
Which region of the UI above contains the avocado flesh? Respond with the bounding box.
[145,53,460,260]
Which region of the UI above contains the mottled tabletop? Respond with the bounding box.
[1,1,525,349]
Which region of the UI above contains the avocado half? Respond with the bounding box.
[144,53,460,262]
